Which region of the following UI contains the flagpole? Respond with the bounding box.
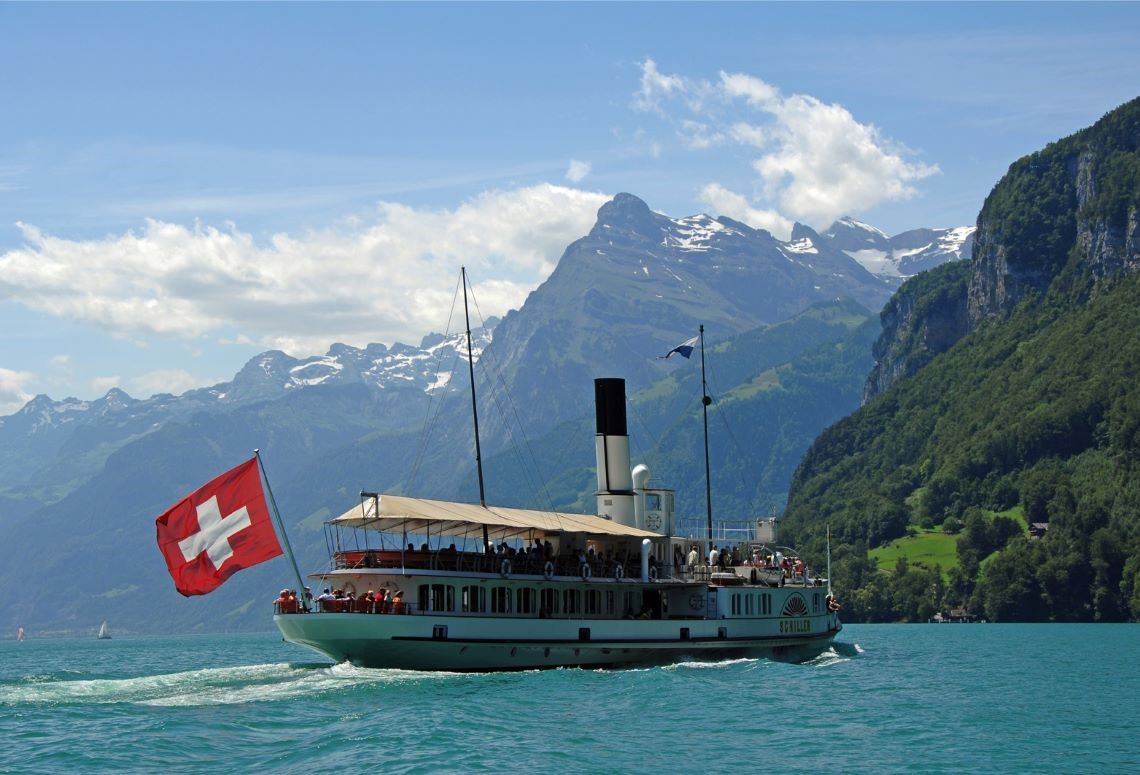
[254,449,310,611]
[700,324,713,546]
[826,524,833,596]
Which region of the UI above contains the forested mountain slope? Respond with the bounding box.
[783,97,1140,622]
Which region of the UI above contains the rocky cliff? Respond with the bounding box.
[866,97,1140,401]
[862,260,970,403]
[968,97,1140,324]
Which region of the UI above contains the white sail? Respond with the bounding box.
[16,626,25,641]
[97,620,110,639]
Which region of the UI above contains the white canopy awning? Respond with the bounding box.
[330,494,662,541]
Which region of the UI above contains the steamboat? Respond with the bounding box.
[274,376,841,670]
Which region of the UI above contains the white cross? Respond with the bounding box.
[178,495,251,570]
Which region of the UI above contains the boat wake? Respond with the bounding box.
[664,657,762,671]
[803,641,862,667]
[0,661,467,708]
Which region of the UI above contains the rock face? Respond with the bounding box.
[867,97,1140,401]
[863,261,971,403]
[968,98,1140,326]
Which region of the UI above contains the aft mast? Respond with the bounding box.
[699,324,713,544]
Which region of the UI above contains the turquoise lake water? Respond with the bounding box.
[2,624,1137,774]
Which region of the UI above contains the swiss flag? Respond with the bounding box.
[155,458,283,596]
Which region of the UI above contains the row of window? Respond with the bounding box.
[729,592,774,616]
[419,583,642,617]
[727,591,823,615]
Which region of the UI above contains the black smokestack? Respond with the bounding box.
[594,378,627,436]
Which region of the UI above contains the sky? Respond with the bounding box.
[1,2,1138,415]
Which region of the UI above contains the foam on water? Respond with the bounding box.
[0,660,474,708]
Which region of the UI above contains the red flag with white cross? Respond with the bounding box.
[155,458,282,596]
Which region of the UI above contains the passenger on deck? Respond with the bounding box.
[543,540,554,560]
[275,589,293,613]
[687,545,699,570]
[391,590,403,613]
[374,589,387,613]
[709,545,719,567]
[316,588,335,611]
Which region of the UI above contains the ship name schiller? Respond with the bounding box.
[780,618,812,634]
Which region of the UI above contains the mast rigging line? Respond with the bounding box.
[406,272,464,493]
[459,274,562,515]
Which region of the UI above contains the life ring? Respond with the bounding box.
[500,559,512,578]
[649,567,658,581]
[614,564,624,580]
[543,561,555,580]
[342,582,356,598]
[580,563,592,580]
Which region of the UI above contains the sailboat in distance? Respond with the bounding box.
[97,620,111,640]
[16,626,25,642]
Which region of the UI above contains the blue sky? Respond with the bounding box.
[1,2,1138,413]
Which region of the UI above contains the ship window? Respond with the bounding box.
[540,587,558,615]
[622,591,637,618]
[424,584,452,612]
[645,493,661,511]
[517,587,536,614]
[605,590,615,616]
[731,593,741,616]
[563,588,580,614]
[462,585,485,613]
[745,595,753,615]
[762,593,771,616]
[491,586,512,613]
[584,589,602,615]
[813,593,821,613]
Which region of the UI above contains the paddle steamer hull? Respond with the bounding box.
[275,567,841,670]
[275,610,839,671]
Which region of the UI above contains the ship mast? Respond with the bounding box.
[461,267,491,551]
[700,324,713,544]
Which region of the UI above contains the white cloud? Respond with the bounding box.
[698,184,794,240]
[566,159,591,183]
[0,185,610,357]
[633,58,686,112]
[679,120,724,150]
[90,376,121,394]
[128,369,220,398]
[0,367,35,416]
[631,61,940,228]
